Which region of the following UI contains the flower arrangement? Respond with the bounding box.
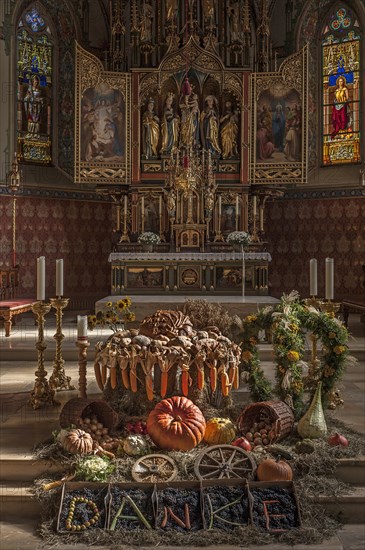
[138,232,161,245]
[239,292,352,418]
[226,231,251,248]
[88,297,135,333]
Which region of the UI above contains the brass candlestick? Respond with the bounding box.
[319,300,341,316]
[76,339,90,399]
[29,301,59,409]
[49,297,75,392]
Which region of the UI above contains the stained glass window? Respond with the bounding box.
[17,7,53,164]
[322,6,361,165]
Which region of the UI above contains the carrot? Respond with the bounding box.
[146,375,154,401]
[101,364,107,386]
[161,371,168,398]
[228,365,235,384]
[130,369,138,392]
[94,362,104,391]
[121,367,130,389]
[181,371,189,396]
[221,372,230,397]
[233,366,239,390]
[110,367,117,389]
[184,503,191,530]
[209,367,217,392]
[167,507,186,528]
[197,368,204,391]
[161,506,168,528]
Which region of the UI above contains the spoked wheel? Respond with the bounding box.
[194,445,256,480]
[131,453,178,483]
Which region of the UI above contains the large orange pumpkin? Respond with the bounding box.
[257,456,293,481]
[147,396,206,451]
[203,417,236,445]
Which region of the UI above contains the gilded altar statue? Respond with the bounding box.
[228,0,240,42]
[204,183,215,219]
[160,93,180,155]
[202,0,216,25]
[165,188,176,218]
[200,95,221,155]
[140,0,154,43]
[142,98,160,158]
[220,101,239,158]
[180,92,200,148]
[166,0,178,23]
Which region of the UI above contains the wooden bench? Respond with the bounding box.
[0,300,37,337]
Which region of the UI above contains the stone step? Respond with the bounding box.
[1,454,363,485]
[2,519,357,550]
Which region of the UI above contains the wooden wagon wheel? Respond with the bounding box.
[131,453,178,483]
[194,445,256,480]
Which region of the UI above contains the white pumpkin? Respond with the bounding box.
[123,435,149,456]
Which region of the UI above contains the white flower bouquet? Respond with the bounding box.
[138,232,161,245]
[226,231,251,248]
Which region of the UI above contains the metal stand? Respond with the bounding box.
[76,339,90,399]
[29,301,59,409]
[49,297,75,392]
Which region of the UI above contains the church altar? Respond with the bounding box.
[108,251,271,295]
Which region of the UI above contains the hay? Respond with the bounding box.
[32,410,365,547]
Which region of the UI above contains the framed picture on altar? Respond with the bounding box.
[126,267,164,289]
[250,46,308,185]
[74,42,131,185]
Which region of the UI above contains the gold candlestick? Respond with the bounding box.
[29,301,59,409]
[76,339,90,399]
[319,300,341,316]
[49,297,75,392]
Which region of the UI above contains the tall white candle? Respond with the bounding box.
[309,258,318,297]
[56,259,64,297]
[253,196,257,216]
[37,256,45,301]
[77,315,88,339]
[325,258,334,300]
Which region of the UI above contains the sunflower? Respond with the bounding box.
[287,350,300,362]
[122,297,132,308]
[106,301,113,308]
[116,299,126,311]
[124,312,136,322]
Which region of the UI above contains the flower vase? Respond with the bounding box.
[297,381,327,439]
[142,244,153,252]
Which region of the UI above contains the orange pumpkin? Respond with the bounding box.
[203,417,236,445]
[63,429,94,455]
[257,456,293,481]
[147,396,206,451]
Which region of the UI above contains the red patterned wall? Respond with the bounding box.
[0,195,113,306]
[266,196,365,300]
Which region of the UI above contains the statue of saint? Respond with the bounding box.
[180,92,200,148]
[220,101,239,158]
[142,97,160,158]
[166,188,176,217]
[166,0,178,23]
[200,95,221,155]
[202,0,216,26]
[204,184,215,219]
[140,0,154,43]
[24,74,44,135]
[228,0,240,42]
[160,93,180,155]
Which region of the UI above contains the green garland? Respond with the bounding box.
[240,292,351,419]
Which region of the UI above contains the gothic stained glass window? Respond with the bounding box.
[16,7,53,164]
[322,6,361,165]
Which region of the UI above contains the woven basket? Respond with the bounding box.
[59,397,119,430]
[237,400,294,443]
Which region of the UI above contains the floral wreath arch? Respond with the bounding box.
[239,292,351,419]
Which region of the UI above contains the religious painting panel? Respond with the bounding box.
[75,43,131,185]
[216,267,242,289]
[322,6,361,165]
[16,7,53,164]
[126,267,164,289]
[251,46,308,185]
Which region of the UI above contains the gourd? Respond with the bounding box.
[256,456,293,481]
[147,396,206,451]
[123,434,149,456]
[203,418,236,445]
[63,429,94,455]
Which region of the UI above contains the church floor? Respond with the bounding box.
[0,311,364,549]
